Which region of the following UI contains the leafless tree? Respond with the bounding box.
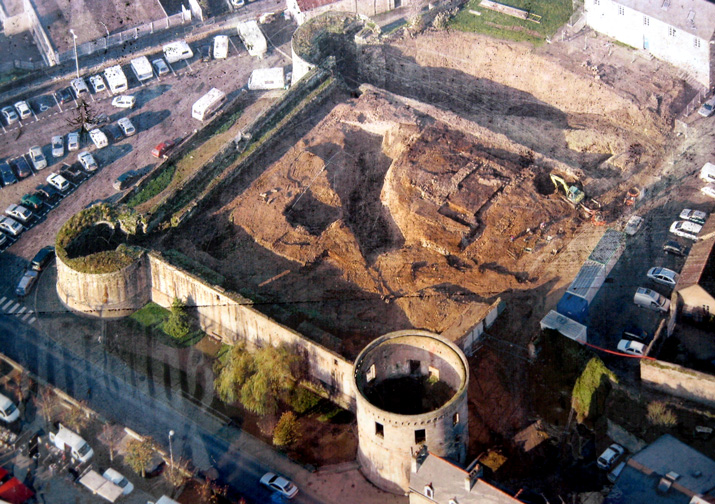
[35,388,59,424]
[102,424,124,463]
[164,456,193,489]
[63,401,90,434]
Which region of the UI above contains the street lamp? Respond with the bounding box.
[69,29,79,78]
[168,430,175,473]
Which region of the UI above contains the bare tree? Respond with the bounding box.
[8,370,31,407]
[164,457,193,489]
[66,97,102,135]
[63,401,90,434]
[197,477,227,504]
[35,388,59,424]
[102,424,124,463]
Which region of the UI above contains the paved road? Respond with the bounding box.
[0,312,322,504]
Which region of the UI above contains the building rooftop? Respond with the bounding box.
[617,0,715,40]
[296,0,341,11]
[676,213,715,297]
[588,228,625,266]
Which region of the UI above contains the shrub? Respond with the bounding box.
[273,412,301,447]
[126,438,155,478]
[571,357,617,423]
[163,297,190,339]
[647,401,677,427]
[290,386,321,414]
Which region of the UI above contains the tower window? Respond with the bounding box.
[668,27,676,37]
[643,16,649,25]
[694,38,701,48]
[366,364,376,382]
[375,422,384,438]
[415,429,426,444]
[618,5,624,15]
[453,412,460,426]
[424,485,434,499]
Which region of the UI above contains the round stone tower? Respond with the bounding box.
[352,330,469,494]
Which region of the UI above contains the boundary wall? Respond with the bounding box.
[641,358,715,408]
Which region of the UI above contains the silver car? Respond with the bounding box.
[28,146,47,170]
[646,267,679,287]
[89,75,106,93]
[14,101,32,120]
[51,135,64,158]
[1,106,18,124]
[117,117,136,136]
[699,95,715,117]
[0,216,24,237]
[67,131,80,151]
[77,151,98,172]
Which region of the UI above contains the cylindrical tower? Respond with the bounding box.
[353,330,469,494]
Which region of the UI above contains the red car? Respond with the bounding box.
[151,140,175,158]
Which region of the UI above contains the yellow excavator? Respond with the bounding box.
[550,173,585,205]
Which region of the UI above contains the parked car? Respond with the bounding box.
[259,472,299,499]
[663,240,687,256]
[152,58,170,76]
[646,267,679,287]
[111,95,136,109]
[113,170,140,190]
[0,215,24,236]
[104,124,123,143]
[200,45,212,62]
[214,35,229,59]
[0,393,19,423]
[71,77,90,97]
[617,339,645,356]
[14,101,32,120]
[702,184,715,200]
[624,215,643,236]
[67,131,80,151]
[47,173,70,192]
[54,87,74,105]
[608,461,626,483]
[699,94,715,117]
[5,204,32,223]
[117,117,136,136]
[151,140,175,158]
[622,325,649,343]
[89,75,106,93]
[0,162,17,186]
[1,105,18,124]
[15,270,38,297]
[20,193,44,211]
[102,468,134,495]
[28,146,47,170]
[597,443,625,470]
[89,128,108,149]
[634,287,671,313]
[31,246,55,271]
[84,113,109,131]
[51,135,64,158]
[669,220,702,241]
[10,157,31,179]
[35,184,61,203]
[77,151,98,172]
[59,162,85,183]
[0,232,6,247]
[679,208,708,225]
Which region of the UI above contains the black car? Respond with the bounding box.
[113,170,140,190]
[663,240,687,257]
[11,157,32,179]
[54,87,74,105]
[31,246,55,271]
[35,184,61,203]
[0,162,17,186]
[59,162,85,183]
[104,123,124,143]
[622,325,649,343]
[21,193,44,212]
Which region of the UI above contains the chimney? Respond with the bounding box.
[464,460,483,491]
[411,445,429,473]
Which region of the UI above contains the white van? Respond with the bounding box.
[700,162,715,183]
[148,496,181,504]
[49,423,94,463]
[213,35,229,59]
[0,393,19,423]
[633,287,670,313]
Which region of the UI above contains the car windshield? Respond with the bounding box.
[78,443,91,456]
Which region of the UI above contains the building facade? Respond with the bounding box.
[286,0,416,25]
[584,0,715,89]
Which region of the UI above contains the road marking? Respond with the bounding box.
[27,317,35,324]
[22,311,32,321]
[2,299,13,310]
[7,303,19,314]
[16,307,26,316]
[39,103,50,112]
[0,297,5,305]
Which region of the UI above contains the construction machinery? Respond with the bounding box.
[550,173,585,205]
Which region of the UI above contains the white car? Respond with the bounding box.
[0,216,24,237]
[14,101,32,120]
[28,145,47,170]
[152,58,170,76]
[1,106,18,124]
[89,75,106,93]
[111,95,136,109]
[646,267,679,287]
[5,204,32,223]
[669,220,702,241]
[617,339,645,356]
[47,173,70,192]
[624,215,643,236]
[71,77,90,96]
[89,128,108,149]
[597,443,625,470]
[102,468,134,496]
[679,208,707,225]
[702,184,715,200]
[260,472,299,499]
[51,135,64,158]
[67,131,80,151]
[77,151,98,172]
[699,95,715,117]
[0,393,19,423]
[117,117,136,136]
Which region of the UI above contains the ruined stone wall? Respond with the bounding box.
[56,252,150,318]
[641,358,715,408]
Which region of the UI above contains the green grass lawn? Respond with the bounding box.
[450,0,573,44]
[129,302,205,347]
[130,302,169,327]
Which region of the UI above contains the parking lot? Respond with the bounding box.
[0,20,293,266]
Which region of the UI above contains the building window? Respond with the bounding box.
[668,27,676,37]
[694,38,701,48]
[415,429,426,444]
[618,5,624,15]
[375,422,384,438]
[643,16,649,25]
[428,366,439,381]
[424,485,434,499]
[366,364,376,382]
[453,412,460,426]
[409,360,420,374]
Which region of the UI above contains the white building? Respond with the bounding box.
[286,0,417,26]
[585,0,715,89]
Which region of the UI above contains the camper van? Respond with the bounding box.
[700,162,715,184]
[192,88,226,121]
[104,65,128,95]
[130,56,153,82]
[49,423,94,463]
[163,41,193,64]
[213,35,229,59]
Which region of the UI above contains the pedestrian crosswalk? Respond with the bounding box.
[0,296,36,324]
